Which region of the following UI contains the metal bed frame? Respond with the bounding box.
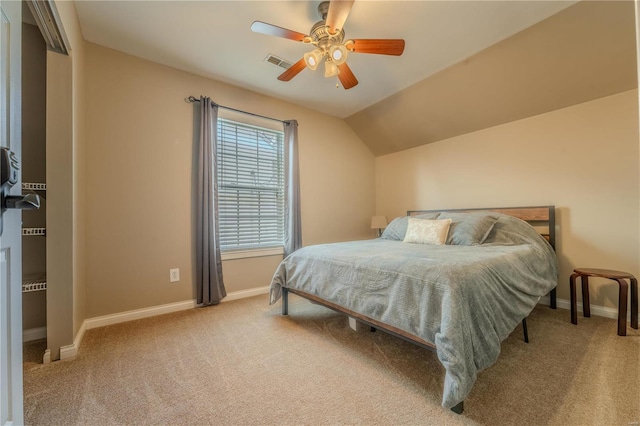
[279,206,557,414]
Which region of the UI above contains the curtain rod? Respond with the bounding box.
[185,96,286,124]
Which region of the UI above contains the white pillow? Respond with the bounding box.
[403,218,452,245]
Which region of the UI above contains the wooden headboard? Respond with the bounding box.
[407,206,556,249]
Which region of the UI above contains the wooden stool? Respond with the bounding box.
[570,268,638,336]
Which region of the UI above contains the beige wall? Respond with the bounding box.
[46,50,74,360]
[83,43,375,318]
[60,0,87,343]
[376,89,640,310]
[56,2,636,326]
[45,0,86,360]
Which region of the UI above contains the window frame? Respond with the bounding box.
[215,115,285,259]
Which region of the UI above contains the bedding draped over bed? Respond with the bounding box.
[269,214,558,409]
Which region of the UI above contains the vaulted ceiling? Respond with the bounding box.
[74,0,575,119]
[345,0,638,156]
[72,1,636,156]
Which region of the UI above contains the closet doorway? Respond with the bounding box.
[21,1,48,367]
[21,0,69,367]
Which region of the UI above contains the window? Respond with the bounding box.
[217,118,284,252]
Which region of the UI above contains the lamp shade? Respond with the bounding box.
[304,49,323,70]
[371,215,388,229]
[329,45,348,65]
[324,60,339,77]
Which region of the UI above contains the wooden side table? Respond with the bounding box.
[570,268,638,336]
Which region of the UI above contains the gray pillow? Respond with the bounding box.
[381,213,440,241]
[437,212,499,245]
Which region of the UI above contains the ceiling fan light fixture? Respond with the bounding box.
[329,44,348,65]
[304,48,323,70]
[324,60,340,78]
[251,1,404,90]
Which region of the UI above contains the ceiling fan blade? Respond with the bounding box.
[251,21,308,42]
[278,58,307,82]
[326,0,355,35]
[347,39,405,56]
[337,63,358,89]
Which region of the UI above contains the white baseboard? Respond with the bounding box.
[59,343,76,360]
[59,320,87,361]
[220,285,270,303]
[56,287,635,363]
[84,285,270,331]
[538,295,634,322]
[23,326,47,342]
[85,299,198,330]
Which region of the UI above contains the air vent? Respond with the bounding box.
[264,54,292,70]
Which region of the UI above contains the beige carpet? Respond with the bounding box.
[23,338,47,370]
[23,294,640,425]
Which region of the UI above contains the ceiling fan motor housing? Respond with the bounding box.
[318,1,330,20]
[310,20,345,50]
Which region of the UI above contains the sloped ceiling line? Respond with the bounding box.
[346,1,638,157]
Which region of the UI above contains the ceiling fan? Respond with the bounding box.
[251,0,405,90]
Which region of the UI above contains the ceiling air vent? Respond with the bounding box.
[264,54,292,70]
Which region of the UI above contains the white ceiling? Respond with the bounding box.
[73,0,577,118]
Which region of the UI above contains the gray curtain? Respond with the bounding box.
[283,120,302,257]
[196,96,226,305]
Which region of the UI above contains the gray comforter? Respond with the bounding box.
[269,214,558,409]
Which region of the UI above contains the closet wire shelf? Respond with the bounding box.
[22,279,47,293]
[22,228,46,236]
[22,182,47,191]
[21,183,47,292]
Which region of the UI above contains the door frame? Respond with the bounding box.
[0,0,24,424]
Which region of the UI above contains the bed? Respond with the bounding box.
[269,206,558,414]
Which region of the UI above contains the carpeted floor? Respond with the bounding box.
[23,338,47,370]
[23,294,639,425]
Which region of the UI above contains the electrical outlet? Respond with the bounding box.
[169,268,180,283]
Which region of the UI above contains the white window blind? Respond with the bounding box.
[217,118,285,251]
